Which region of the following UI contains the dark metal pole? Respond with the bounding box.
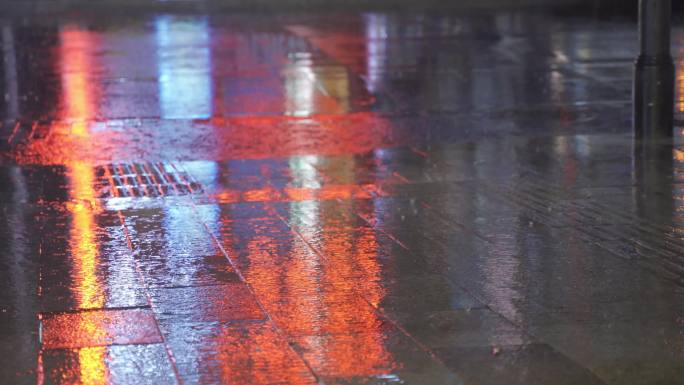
[634,0,674,141]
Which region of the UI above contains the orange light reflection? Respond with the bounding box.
[68,161,103,309]
[219,168,391,379]
[314,204,389,378]
[214,42,394,376]
[60,25,108,384]
[77,347,108,385]
[214,184,374,204]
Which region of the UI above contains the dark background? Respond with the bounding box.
[566,0,684,19]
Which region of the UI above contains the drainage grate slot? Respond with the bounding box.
[95,163,203,199]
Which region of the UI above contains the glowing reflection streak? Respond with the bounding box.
[677,57,684,113]
[285,61,317,117]
[60,25,108,384]
[153,21,395,378]
[2,24,19,119]
[216,153,391,378]
[284,54,352,115]
[289,198,325,336]
[69,161,103,309]
[164,162,221,377]
[314,153,388,376]
[78,347,108,385]
[364,14,387,94]
[318,211,388,377]
[285,152,389,377]
[155,16,213,119]
[61,28,97,136]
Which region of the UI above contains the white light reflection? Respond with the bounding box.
[364,13,388,94]
[289,155,325,352]
[287,155,322,261]
[289,155,321,189]
[288,154,322,285]
[104,226,139,308]
[287,154,324,342]
[155,16,213,119]
[2,24,19,119]
[284,59,316,117]
[573,135,592,159]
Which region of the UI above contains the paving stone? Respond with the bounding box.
[40,308,162,349]
[435,343,607,385]
[150,284,265,323]
[162,322,318,385]
[40,344,177,385]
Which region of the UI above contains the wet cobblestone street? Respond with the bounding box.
[2,7,684,384]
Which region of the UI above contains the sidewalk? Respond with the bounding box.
[1,8,684,385]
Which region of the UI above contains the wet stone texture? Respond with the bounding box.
[40,308,162,349]
[41,344,177,385]
[1,5,684,385]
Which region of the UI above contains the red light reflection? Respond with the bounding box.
[38,25,109,385]
[219,173,393,379]
[213,184,373,204]
[12,23,393,165]
[205,325,317,385]
[25,19,402,384]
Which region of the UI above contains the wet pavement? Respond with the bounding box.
[2,7,684,385]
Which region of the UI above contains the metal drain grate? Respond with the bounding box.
[95,163,203,198]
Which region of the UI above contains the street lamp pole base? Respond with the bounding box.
[634,55,675,141]
[634,0,674,142]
